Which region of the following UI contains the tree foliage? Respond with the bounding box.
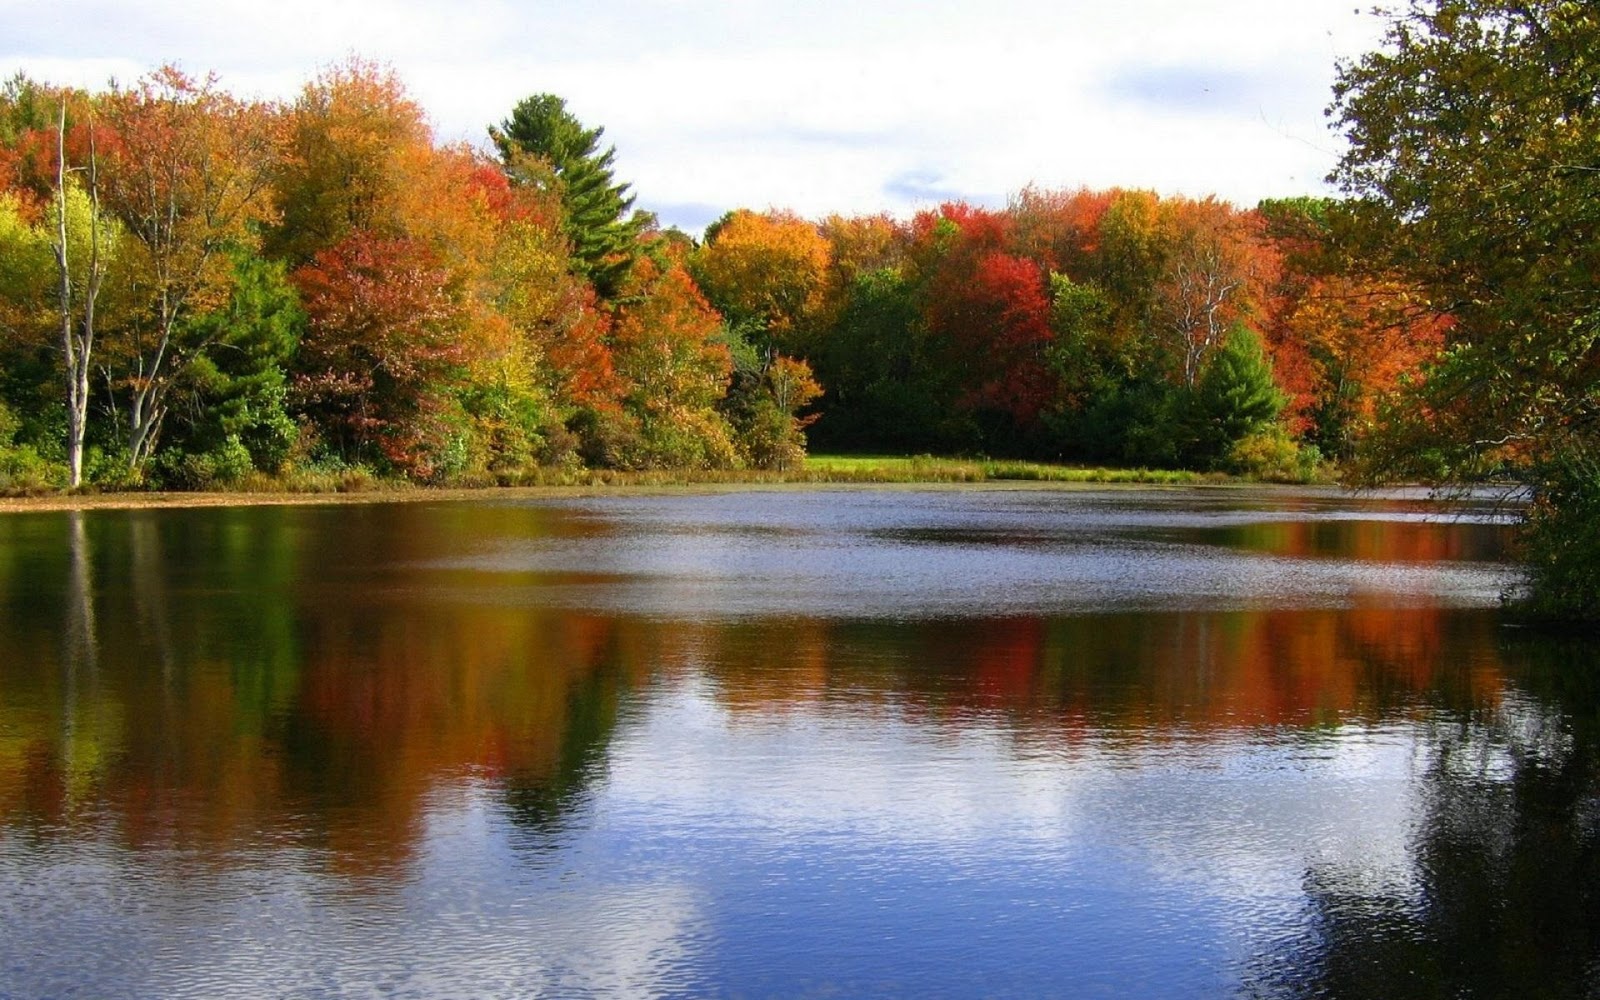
[0,61,1466,492]
[161,250,302,479]
[292,231,470,479]
[1333,0,1600,479]
[98,66,280,470]
[692,209,832,355]
[492,94,649,299]
[1331,0,1600,617]
[1190,325,1287,465]
[609,256,738,469]
[270,59,431,264]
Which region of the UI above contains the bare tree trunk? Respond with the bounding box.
[127,383,167,470]
[53,102,78,486]
[1170,256,1239,388]
[50,100,103,489]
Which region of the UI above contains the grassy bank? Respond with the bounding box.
[0,454,1224,512]
[799,455,1204,484]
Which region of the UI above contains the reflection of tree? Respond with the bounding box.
[126,512,176,677]
[502,659,623,836]
[63,510,97,673]
[0,504,656,874]
[1246,637,1600,999]
[692,609,1510,734]
[60,511,96,781]
[0,498,1572,910]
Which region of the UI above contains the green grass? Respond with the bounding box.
[801,454,1204,484]
[2,452,1210,503]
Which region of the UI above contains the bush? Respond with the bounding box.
[460,382,558,480]
[157,435,255,490]
[1519,448,1600,625]
[278,455,382,493]
[739,397,807,471]
[85,447,145,490]
[569,407,644,469]
[1226,427,1322,482]
[0,443,63,494]
[635,409,742,471]
[0,402,65,493]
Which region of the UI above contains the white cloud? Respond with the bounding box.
[0,0,1391,231]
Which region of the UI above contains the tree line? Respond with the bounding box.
[0,59,1441,493]
[704,193,1440,478]
[0,62,819,491]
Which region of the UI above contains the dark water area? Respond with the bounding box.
[0,486,1597,998]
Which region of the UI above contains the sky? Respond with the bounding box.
[2,0,1390,234]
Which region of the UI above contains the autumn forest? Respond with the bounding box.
[0,60,1439,494]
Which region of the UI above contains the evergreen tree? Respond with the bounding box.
[159,250,303,481]
[491,94,650,299]
[1189,325,1285,465]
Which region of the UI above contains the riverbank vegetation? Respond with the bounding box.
[1,0,1596,618]
[0,456,1209,513]
[1,62,1415,500]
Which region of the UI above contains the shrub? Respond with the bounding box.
[1519,447,1600,625]
[0,402,65,493]
[157,435,255,490]
[1226,427,1322,482]
[0,444,63,494]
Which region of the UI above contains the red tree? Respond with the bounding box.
[293,232,470,477]
[913,204,1056,430]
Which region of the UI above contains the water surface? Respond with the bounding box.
[1,486,1596,998]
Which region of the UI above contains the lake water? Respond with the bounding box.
[1,485,1597,998]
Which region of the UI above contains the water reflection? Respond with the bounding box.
[0,489,1593,997]
[1243,639,1600,1000]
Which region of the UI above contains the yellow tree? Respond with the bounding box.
[691,209,831,360]
[268,58,431,264]
[818,213,903,302]
[466,179,610,472]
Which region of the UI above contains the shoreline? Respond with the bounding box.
[0,477,1450,516]
[0,478,1204,514]
[0,456,1240,513]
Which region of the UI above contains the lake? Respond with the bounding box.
[1,485,1597,998]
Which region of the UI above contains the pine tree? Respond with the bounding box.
[1190,324,1285,464]
[491,95,650,300]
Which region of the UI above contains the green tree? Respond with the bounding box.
[156,250,303,484]
[806,266,962,453]
[1042,273,1137,461]
[1188,325,1286,467]
[491,95,650,299]
[1331,0,1600,619]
